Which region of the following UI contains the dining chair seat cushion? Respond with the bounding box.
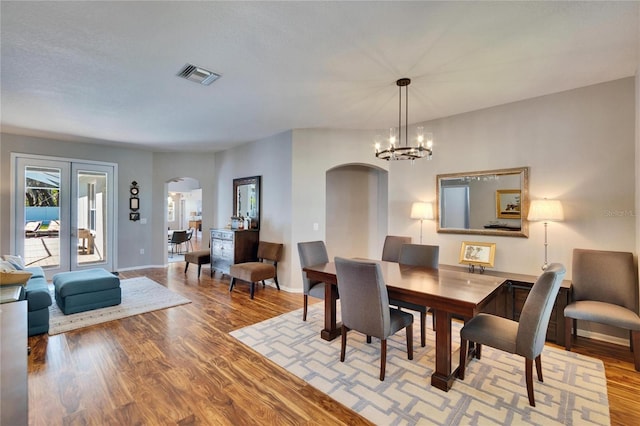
[230,263,275,283]
[388,308,414,337]
[565,301,640,330]
[308,282,326,299]
[460,313,518,354]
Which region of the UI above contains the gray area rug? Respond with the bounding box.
[231,303,610,425]
[48,276,191,335]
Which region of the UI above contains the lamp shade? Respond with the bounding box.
[527,199,564,222]
[410,202,434,220]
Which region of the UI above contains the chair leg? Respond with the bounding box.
[406,323,413,360]
[262,280,266,288]
[366,336,371,343]
[303,295,308,321]
[525,358,536,407]
[564,317,573,350]
[535,355,543,382]
[420,311,426,347]
[476,343,482,360]
[273,276,280,290]
[459,338,468,380]
[184,262,189,273]
[340,325,348,362]
[250,282,255,299]
[380,339,387,381]
[229,277,235,292]
[632,330,640,371]
[196,264,202,278]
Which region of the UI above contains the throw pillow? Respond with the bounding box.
[2,254,25,270]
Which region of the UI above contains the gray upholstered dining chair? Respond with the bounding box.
[565,249,640,371]
[458,263,566,407]
[388,243,439,347]
[297,241,332,321]
[381,235,411,263]
[335,257,414,381]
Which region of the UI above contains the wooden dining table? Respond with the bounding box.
[303,260,506,391]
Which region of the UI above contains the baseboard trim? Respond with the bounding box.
[577,328,630,347]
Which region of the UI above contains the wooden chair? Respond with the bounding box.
[459,263,566,406]
[565,249,640,371]
[229,242,283,299]
[335,257,414,381]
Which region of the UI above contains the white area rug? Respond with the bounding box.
[231,304,610,425]
[48,276,191,335]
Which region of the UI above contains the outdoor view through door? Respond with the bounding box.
[16,156,115,276]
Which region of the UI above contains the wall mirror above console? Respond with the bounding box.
[233,176,260,230]
[436,167,529,238]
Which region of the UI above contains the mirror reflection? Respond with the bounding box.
[436,167,529,237]
[233,176,260,230]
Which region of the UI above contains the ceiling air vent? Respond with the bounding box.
[177,63,221,86]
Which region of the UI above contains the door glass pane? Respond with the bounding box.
[23,166,61,268]
[77,170,108,265]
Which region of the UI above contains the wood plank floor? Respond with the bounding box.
[28,261,640,425]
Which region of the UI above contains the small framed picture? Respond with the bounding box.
[496,189,521,219]
[459,241,496,268]
[129,212,140,221]
[129,197,139,211]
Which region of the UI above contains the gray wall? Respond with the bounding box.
[213,131,293,289]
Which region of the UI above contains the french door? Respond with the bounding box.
[13,155,116,278]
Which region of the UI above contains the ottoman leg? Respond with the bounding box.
[250,282,255,299]
[229,277,235,292]
[197,264,202,278]
[185,262,189,273]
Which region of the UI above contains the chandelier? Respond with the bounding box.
[375,78,433,162]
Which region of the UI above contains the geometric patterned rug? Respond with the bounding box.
[48,277,191,335]
[230,303,610,425]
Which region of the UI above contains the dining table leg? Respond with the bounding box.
[320,283,341,341]
[431,308,457,391]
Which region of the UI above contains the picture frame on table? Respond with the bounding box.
[496,189,521,219]
[459,241,496,268]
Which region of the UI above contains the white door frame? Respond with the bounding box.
[11,153,118,278]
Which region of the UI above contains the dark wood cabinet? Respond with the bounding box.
[210,229,259,276]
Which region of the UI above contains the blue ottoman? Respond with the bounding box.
[53,268,121,315]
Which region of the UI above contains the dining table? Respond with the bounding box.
[303,260,506,391]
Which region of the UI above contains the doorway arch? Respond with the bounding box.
[325,164,388,260]
[166,177,202,261]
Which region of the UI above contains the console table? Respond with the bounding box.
[1,300,28,425]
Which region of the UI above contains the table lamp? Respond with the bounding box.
[527,199,564,270]
[410,202,434,244]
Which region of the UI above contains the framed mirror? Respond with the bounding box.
[436,167,529,238]
[233,176,261,230]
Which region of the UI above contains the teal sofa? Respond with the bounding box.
[21,266,53,336]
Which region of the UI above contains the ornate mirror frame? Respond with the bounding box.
[233,176,261,230]
[436,166,529,238]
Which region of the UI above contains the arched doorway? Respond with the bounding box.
[167,177,202,262]
[325,164,388,260]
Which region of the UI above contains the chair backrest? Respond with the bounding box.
[297,241,329,294]
[257,241,283,262]
[516,263,566,359]
[170,230,187,244]
[398,244,439,268]
[381,235,411,262]
[572,248,638,312]
[335,257,390,340]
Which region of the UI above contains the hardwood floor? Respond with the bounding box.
[28,261,640,425]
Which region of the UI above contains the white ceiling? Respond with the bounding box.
[1,1,638,153]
